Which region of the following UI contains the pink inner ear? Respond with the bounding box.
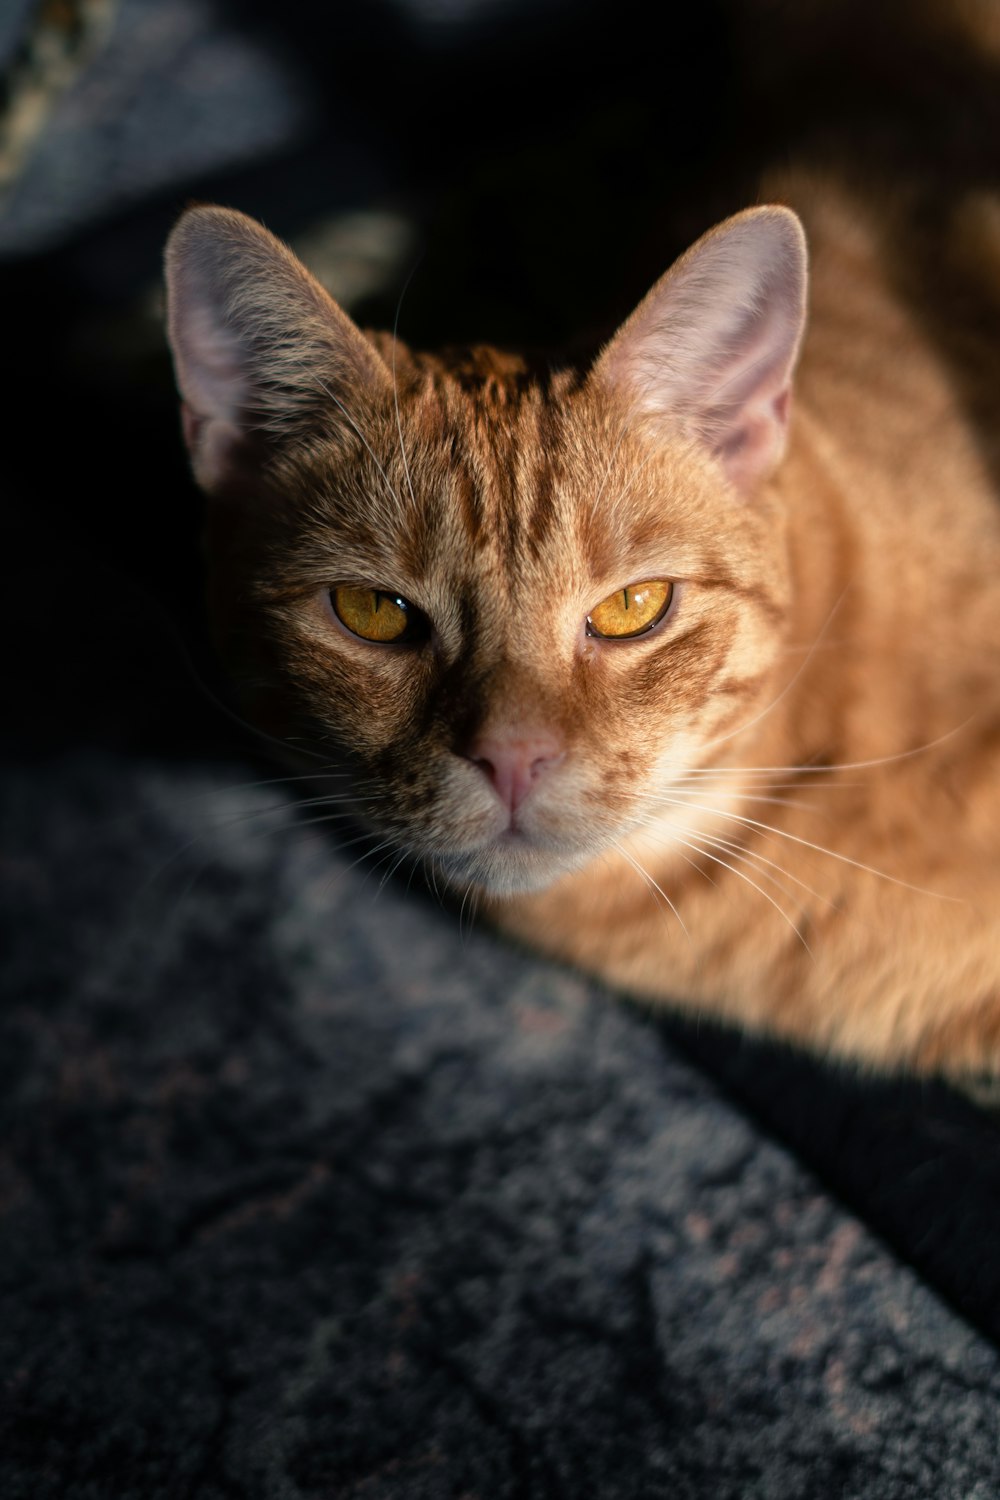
[593,206,808,496]
[167,253,259,491]
[180,403,202,453]
[715,396,790,495]
[171,298,250,430]
[180,402,253,494]
[165,204,395,497]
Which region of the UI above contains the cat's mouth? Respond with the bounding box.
[433,821,599,896]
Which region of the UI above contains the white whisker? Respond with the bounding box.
[663,787,824,814]
[589,421,632,519]
[312,374,405,513]
[610,837,691,941]
[391,265,421,514]
[341,836,401,884]
[374,846,412,897]
[426,858,446,909]
[639,817,832,908]
[608,446,661,520]
[670,715,975,780]
[458,879,481,942]
[664,828,814,956]
[654,795,961,902]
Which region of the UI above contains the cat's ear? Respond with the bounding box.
[164,205,392,494]
[591,206,808,495]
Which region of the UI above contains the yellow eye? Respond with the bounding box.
[586,580,673,639]
[331,585,427,644]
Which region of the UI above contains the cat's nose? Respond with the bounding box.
[465,730,566,814]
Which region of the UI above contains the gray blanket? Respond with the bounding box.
[4,755,1000,1498]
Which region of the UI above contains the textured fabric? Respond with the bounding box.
[3,756,1000,1499]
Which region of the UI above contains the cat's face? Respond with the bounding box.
[165,205,807,894]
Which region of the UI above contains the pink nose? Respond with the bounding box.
[465,730,565,814]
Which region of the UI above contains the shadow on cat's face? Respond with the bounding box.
[207,384,791,896]
[165,203,804,896]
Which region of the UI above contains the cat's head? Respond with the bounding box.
[164,203,807,894]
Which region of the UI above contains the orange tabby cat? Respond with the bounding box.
[164,169,1000,1078]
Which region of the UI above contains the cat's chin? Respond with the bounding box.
[434,830,596,898]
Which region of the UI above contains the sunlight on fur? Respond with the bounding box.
[164,170,1000,1078]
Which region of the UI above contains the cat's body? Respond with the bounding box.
[165,167,1000,1079]
[498,178,1000,1075]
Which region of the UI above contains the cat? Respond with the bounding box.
[163,167,1000,1080]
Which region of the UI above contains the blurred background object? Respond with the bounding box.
[0,0,116,203]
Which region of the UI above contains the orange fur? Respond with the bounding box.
[165,168,1000,1079]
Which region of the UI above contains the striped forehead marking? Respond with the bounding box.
[422,369,571,570]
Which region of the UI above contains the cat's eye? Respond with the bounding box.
[330,585,429,644]
[586,580,674,639]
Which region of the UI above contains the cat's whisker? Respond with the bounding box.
[697,830,832,907]
[186,670,335,765]
[663,787,825,814]
[176,791,365,838]
[588,421,633,520]
[664,764,829,781]
[286,808,395,842]
[696,685,976,829]
[652,795,962,903]
[725,720,977,779]
[637,816,834,909]
[656,826,814,956]
[311,374,406,515]
[631,836,720,893]
[668,767,847,782]
[457,880,471,936]
[317,826,400,904]
[373,845,413,899]
[391,264,421,515]
[121,807,380,988]
[315,833,401,905]
[79,765,355,835]
[425,858,446,911]
[216,766,352,791]
[665,769,790,783]
[339,835,403,885]
[286,790,377,813]
[696,834,816,907]
[709,345,792,408]
[458,879,480,942]
[605,445,662,521]
[124,797,329,905]
[160,794,386,891]
[211,782,389,834]
[778,639,851,656]
[609,837,691,942]
[655,715,977,789]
